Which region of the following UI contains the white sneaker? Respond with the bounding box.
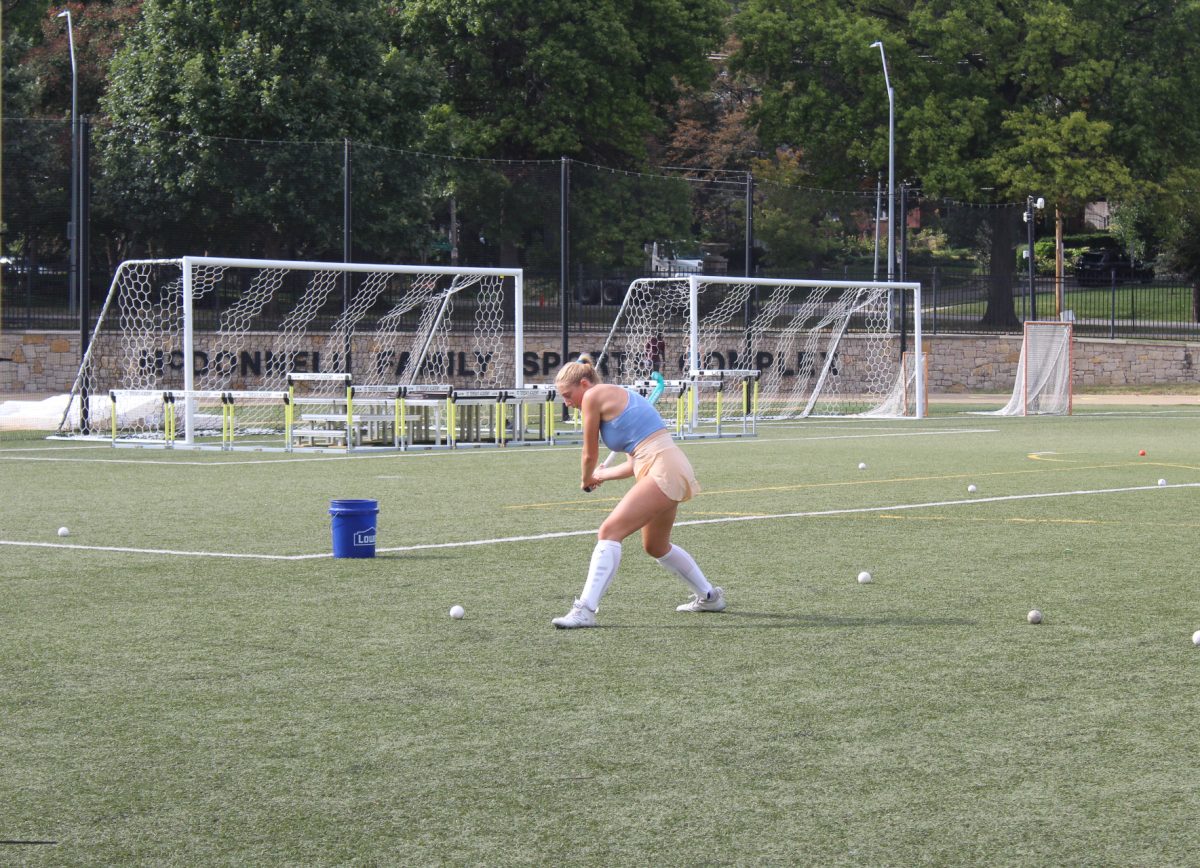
[552,599,597,629]
[676,587,726,613]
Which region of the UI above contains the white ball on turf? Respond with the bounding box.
[967,484,977,494]
[449,605,465,620]
[857,571,872,584]
[57,527,69,537]
[858,462,867,470]
[1027,609,1043,624]
[1158,478,1167,487]
[1192,630,1200,647]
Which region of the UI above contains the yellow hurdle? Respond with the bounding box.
[400,393,410,449]
[163,392,177,446]
[222,393,235,450]
[283,392,293,450]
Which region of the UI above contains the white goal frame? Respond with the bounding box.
[597,275,924,427]
[59,256,525,446]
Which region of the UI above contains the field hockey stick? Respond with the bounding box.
[585,372,666,492]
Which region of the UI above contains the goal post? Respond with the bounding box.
[59,257,525,445]
[991,321,1073,416]
[597,275,924,427]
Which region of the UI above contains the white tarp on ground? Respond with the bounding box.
[0,393,163,432]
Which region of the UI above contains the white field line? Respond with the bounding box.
[2,481,1195,561]
[0,427,998,466]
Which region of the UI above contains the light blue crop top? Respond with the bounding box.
[599,388,667,454]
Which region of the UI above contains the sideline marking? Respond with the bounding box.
[2,481,1195,561]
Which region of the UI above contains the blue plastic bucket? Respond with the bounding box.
[329,499,380,558]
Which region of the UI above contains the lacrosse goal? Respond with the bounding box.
[990,321,1073,416]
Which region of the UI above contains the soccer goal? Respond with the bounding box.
[596,275,924,430]
[57,257,525,446]
[990,321,1073,416]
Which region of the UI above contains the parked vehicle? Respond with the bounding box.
[1074,250,1154,286]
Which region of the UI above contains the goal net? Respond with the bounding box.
[990,321,1073,416]
[57,257,524,444]
[596,276,924,428]
[860,351,928,418]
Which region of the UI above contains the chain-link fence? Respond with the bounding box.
[4,117,1197,341]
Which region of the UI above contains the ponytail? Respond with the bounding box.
[556,353,603,388]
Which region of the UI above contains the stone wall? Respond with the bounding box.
[3,329,1198,395]
[0,333,82,394]
[921,334,1199,392]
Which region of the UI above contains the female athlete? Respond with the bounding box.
[551,355,725,628]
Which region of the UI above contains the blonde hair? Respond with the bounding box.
[555,353,603,388]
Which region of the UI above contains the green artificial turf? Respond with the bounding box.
[2,405,1199,864]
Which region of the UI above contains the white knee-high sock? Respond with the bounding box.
[656,544,714,597]
[580,539,622,612]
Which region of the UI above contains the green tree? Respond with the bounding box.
[657,42,763,273]
[751,150,870,273]
[2,3,141,273]
[400,0,725,165]
[733,0,1200,327]
[98,0,436,261]
[1161,168,1200,322]
[5,1,140,118]
[398,0,724,273]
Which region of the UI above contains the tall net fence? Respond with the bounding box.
[3,117,1197,347]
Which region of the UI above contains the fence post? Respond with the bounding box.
[1026,197,1037,321]
[79,117,91,434]
[1127,270,1135,332]
[1110,270,1117,339]
[343,138,352,370]
[744,171,754,277]
[560,156,570,407]
[931,265,939,335]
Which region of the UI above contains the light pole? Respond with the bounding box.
[57,9,78,314]
[1024,196,1045,320]
[870,41,894,283]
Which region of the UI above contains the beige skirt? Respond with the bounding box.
[630,429,700,503]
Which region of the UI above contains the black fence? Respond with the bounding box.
[4,117,1198,341]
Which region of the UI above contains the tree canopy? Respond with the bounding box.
[96,0,436,259]
[398,0,726,164]
[734,0,1200,204]
[6,0,1200,299]
[732,0,1200,321]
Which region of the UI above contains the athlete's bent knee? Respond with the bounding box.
[643,539,671,559]
[598,518,625,541]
